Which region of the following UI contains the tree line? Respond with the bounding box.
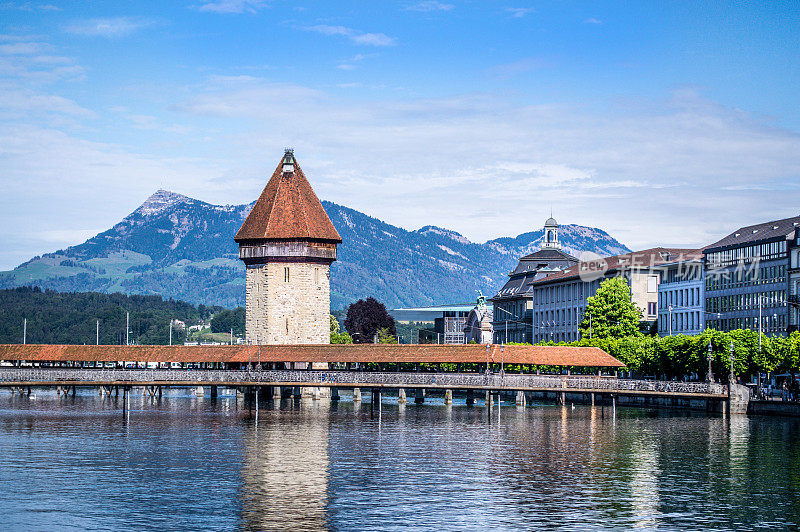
[0,287,220,345]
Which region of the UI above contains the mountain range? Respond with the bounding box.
[0,190,630,310]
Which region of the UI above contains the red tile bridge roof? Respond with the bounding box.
[0,344,624,367]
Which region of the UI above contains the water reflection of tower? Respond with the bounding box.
[240,401,331,531]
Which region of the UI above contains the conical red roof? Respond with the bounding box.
[235,151,342,243]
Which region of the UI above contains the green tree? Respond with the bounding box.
[210,307,245,336]
[579,277,642,339]
[330,314,352,344]
[376,327,397,344]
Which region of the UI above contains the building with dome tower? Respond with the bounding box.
[489,216,578,344]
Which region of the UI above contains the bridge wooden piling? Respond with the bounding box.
[414,388,425,404]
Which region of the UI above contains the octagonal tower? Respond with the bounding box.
[235,149,341,344]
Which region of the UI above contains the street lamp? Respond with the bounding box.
[495,306,515,345]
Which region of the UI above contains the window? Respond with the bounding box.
[284,267,290,282]
[314,267,320,284]
[647,276,658,293]
[648,302,657,317]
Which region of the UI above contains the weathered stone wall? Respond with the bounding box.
[245,262,331,345]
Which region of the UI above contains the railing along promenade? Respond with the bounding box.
[0,368,727,398]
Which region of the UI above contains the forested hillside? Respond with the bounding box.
[0,287,220,345]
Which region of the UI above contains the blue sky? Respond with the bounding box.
[1,0,799,269]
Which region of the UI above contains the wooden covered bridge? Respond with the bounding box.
[0,343,744,413]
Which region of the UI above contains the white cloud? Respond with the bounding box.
[506,7,534,18]
[0,35,83,82]
[195,0,269,14]
[167,80,800,250]
[406,1,454,12]
[584,18,602,24]
[0,42,49,54]
[2,70,799,268]
[0,2,60,11]
[63,17,156,38]
[304,25,396,47]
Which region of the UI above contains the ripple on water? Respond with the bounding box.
[0,390,798,531]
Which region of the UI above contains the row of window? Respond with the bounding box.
[705,263,786,291]
[707,314,786,332]
[658,311,703,334]
[534,306,585,332]
[705,240,787,267]
[533,331,579,343]
[660,264,703,284]
[705,290,787,313]
[659,286,702,310]
[534,279,601,305]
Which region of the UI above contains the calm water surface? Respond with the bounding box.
[0,389,798,531]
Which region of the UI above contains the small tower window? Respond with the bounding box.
[314,267,319,284]
[284,267,290,282]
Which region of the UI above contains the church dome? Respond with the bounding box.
[544,217,558,227]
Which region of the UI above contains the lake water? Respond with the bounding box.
[0,388,798,531]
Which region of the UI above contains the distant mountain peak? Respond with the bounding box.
[416,225,472,245]
[132,189,191,218]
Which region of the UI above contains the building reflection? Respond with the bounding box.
[240,399,331,531]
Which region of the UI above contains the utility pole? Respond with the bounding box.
[707,340,714,383]
[23,318,26,345]
[589,312,592,339]
[668,305,673,336]
[230,327,233,345]
[758,294,762,352]
[126,312,130,346]
[96,320,99,345]
[169,320,173,346]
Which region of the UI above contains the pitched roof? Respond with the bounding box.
[0,344,624,367]
[532,247,704,286]
[704,215,800,252]
[235,150,342,243]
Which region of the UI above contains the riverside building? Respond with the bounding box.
[531,248,702,343]
[703,215,800,337]
[657,257,705,336]
[489,217,578,344]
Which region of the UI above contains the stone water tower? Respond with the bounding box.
[235,149,341,344]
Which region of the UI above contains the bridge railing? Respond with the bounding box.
[0,368,727,396]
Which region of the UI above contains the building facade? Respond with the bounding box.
[703,216,800,337]
[532,248,701,343]
[390,303,481,344]
[657,259,705,336]
[235,149,342,345]
[489,217,579,344]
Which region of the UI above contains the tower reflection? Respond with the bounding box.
[240,400,331,531]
